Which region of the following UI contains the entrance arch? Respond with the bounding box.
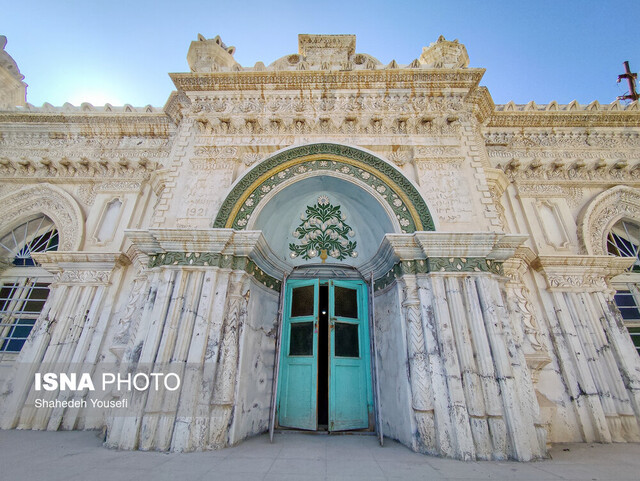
[213,143,435,234]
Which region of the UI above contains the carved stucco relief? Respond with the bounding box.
[0,183,84,251]
[579,185,640,255]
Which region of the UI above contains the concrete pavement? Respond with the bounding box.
[1,429,639,480]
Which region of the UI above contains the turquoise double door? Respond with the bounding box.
[277,279,373,431]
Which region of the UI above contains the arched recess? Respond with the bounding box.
[252,175,396,267]
[579,185,640,255]
[213,143,435,233]
[0,184,84,251]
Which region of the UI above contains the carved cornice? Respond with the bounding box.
[31,252,130,285]
[124,228,290,286]
[485,130,640,149]
[488,110,640,128]
[532,255,634,292]
[0,156,158,180]
[170,69,485,92]
[185,92,470,138]
[467,86,495,123]
[360,231,528,287]
[498,160,640,186]
[0,111,171,138]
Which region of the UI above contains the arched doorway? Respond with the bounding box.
[213,143,434,434]
[278,270,372,431]
[248,172,395,432]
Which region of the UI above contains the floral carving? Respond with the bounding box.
[579,186,640,255]
[57,270,111,284]
[213,144,434,234]
[0,184,84,251]
[289,196,357,262]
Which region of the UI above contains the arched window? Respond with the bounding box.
[0,216,58,354]
[608,219,640,355]
[607,220,640,272]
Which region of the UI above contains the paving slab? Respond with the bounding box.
[1,429,640,480]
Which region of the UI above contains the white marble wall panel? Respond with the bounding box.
[373,283,415,449]
[228,278,278,445]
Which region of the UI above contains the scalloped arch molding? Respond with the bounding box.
[580,185,640,255]
[0,184,85,251]
[213,143,435,233]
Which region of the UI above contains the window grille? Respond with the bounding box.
[0,215,57,353]
[607,220,640,272]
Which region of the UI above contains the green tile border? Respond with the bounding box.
[149,252,281,292]
[213,143,434,233]
[374,257,504,291]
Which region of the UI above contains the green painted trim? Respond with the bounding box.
[148,252,281,292]
[213,143,434,233]
[374,257,504,291]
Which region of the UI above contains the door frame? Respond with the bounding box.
[276,275,374,432]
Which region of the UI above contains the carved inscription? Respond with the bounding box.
[416,160,472,222]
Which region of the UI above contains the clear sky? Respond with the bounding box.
[2,0,638,107]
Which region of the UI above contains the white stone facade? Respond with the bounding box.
[0,33,640,461]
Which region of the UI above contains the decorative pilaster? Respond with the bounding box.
[373,231,545,461]
[209,271,250,447]
[0,252,129,430]
[104,228,277,451]
[399,275,436,453]
[533,255,640,442]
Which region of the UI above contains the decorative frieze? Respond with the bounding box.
[487,109,640,128]
[532,255,633,292]
[375,257,503,291]
[148,252,281,292]
[171,69,485,93]
[0,155,159,180]
[485,131,640,149]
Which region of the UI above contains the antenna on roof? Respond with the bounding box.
[617,61,639,102]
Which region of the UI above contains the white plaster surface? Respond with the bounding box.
[230,279,278,444]
[373,283,415,449]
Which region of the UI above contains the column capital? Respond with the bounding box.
[532,255,633,292]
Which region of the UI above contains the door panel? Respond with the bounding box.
[277,278,372,432]
[329,280,372,431]
[277,279,319,430]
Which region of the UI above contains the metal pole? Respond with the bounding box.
[269,273,288,442]
[369,272,384,446]
[618,61,639,102]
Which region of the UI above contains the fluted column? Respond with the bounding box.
[534,255,640,443]
[399,275,436,453]
[209,271,249,447]
[374,232,544,461]
[0,252,129,431]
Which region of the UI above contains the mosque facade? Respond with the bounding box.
[1,33,640,461]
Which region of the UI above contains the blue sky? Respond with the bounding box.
[2,0,638,107]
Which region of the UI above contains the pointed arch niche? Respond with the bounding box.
[0,184,84,252]
[579,186,640,256]
[213,143,435,267]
